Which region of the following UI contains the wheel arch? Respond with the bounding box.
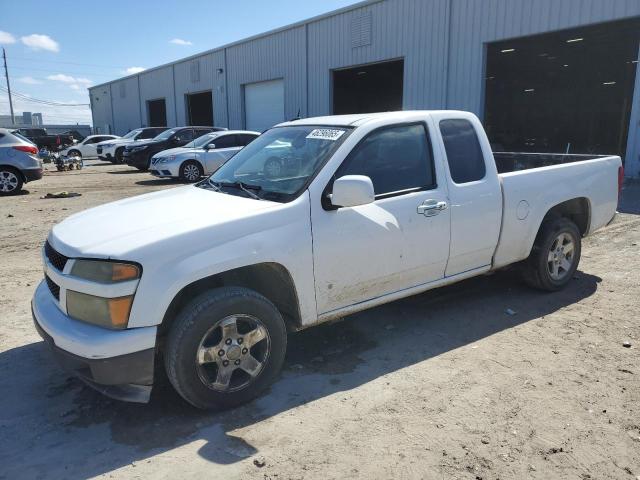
[180,158,204,171]
[538,197,591,238]
[0,164,26,182]
[158,262,303,337]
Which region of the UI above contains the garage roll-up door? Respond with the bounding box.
[244,79,284,132]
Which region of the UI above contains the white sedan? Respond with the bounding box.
[150,130,259,182]
[61,134,119,159]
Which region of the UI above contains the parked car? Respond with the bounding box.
[123,126,226,171]
[0,128,43,195]
[150,130,259,182]
[32,111,622,408]
[97,127,169,163]
[13,128,74,151]
[60,134,120,159]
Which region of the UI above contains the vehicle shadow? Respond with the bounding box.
[0,269,601,479]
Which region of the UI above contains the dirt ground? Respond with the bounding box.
[0,160,638,480]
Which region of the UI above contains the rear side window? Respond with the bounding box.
[212,135,237,149]
[335,123,435,197]
[439,119,486,183]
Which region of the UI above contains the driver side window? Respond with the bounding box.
[334,123,435,197]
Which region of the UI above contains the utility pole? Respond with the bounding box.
[3,48,15,125]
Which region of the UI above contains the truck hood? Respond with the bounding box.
[49,186,278,259]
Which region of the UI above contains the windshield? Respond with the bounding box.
[185,133,219,148]
[201,125,351,202]
[153,128,180,141]
[123,129,142,139]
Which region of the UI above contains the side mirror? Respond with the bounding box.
[205,143,215,150]
[172,136,181,143]
[330,175,375,208]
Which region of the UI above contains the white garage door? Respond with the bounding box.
[244,79,284,132]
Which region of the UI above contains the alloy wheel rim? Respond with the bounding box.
[547,232,575,280]
[195,314,270,392]
[0,171,18,192]
[184,164,200,181]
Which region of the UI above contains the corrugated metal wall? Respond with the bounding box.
[138,66,176,127]
[307,0,449,115]
[226,26,306,129]
[110,77,141,135]
[89,0,640,174]
[173,52,228,126]
[89,85,113,134]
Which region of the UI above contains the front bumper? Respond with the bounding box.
[123,150,151,168]
[31,280,157,403]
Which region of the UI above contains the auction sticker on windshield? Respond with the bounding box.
[306,129,345,141]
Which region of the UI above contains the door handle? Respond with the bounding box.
[417,199,448,216]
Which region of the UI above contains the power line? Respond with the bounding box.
[0,86,90,106]
[9,65,116,78]
[8,56,129,69]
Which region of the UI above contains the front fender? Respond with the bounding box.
[126,192,317,329]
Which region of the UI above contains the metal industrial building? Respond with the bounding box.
[89,0,640,177]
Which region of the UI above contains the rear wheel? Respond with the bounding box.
[164,287,287,410]
[522,217,581,291]
[179,160,203,183]
[0,167,23,195]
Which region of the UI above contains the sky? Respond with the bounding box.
[0,0,361,126]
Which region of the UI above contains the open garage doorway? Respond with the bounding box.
[147,99,167,127]
[333,59,404,114]
[484,18,640,158]
[186,91,214,126]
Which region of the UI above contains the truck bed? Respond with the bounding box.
[492,153,621,270]
[493,152,609,174]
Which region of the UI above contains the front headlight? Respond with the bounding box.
[66,260,140,329]
[158,156,174,164]
[103,143,115,148]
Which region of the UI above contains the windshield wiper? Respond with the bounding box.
[214,181,263,200]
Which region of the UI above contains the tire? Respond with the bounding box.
[135,165,148,171]
[179,160,204,183]
[0,167,23,196]
[68,149,81,158]
[522,217,581,291]
[115,148,124,164]
[164,287,287,410]
[263,157,282,178]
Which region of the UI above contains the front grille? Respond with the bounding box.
[45,241,68,272]
[45,275,60,300]
[97,147,102,154]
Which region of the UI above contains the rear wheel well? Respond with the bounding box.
[159,263,302,337]
[540,197,590,237]
[0,164,25,182]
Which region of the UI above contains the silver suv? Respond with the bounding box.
[0,128,43,195]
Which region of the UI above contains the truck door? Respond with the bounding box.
[433,115,502,276]
[310,122,451,315]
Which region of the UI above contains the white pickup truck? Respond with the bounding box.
[32,111,622,409]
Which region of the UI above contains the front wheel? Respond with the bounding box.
[115,147,124,164]
[68,149,81,158]
[179,160,203,183]
[522,217,581,291]
[164,287,287,410]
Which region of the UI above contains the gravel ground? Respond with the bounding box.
[0,160,638,480]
